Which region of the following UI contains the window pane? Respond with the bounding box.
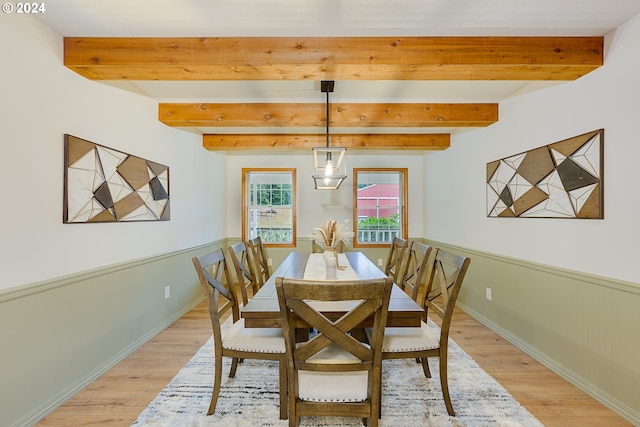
[354,170,406,245]
[245,170,295,245]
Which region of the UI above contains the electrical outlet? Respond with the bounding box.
[165,286,171,299]
[485,287,492,301]
[377,258,384,267]
[267,258,273,266]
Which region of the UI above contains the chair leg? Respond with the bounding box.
[439,356,455,416]
[378,380,382,419]
[373,361,383,423]
[284,358,300,427]
[208,353,223,415]
[288,368,298,427]
[368,391,380,427]
[278,358,288,420]
[421,357,431,378]
[229,357,239,377]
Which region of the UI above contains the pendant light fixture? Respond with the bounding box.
[312,80,347,190]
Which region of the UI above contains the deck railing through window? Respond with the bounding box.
[357,228,400,243]
[252,227,293,243]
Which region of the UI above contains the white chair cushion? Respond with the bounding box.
[222,318,285,353]
[298,343,368,402]
[381,321,439,352]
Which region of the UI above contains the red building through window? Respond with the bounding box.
[356,184,400,219]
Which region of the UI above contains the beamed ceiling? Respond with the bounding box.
[62,36,602,151]
[36,1,640,152]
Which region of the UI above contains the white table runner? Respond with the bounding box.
[303,253,359,281]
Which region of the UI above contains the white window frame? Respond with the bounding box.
[242,168,296,247]
[353,168,408,248]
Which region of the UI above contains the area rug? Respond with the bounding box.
[132,320,543,427]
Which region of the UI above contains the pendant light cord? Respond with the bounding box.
[325,89,330,148]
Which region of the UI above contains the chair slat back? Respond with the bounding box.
[192,250,239,351]
[276,278,393,373]
[398,241,433,304]
[384,237,409,284]
[421,249,471,338]
[247,236,271,286]
[228,241,260,306]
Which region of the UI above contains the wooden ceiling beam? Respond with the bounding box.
[64,36,603,81]
[160,102,498,127]
[202,134,450,151]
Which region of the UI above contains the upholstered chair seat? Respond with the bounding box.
[380,322,439,352]
[223,319,285,353]
[297,343,369,403]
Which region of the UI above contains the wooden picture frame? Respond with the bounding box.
[63,134,170,223]
[487,129,603,218]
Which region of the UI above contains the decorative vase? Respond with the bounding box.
[323,250,337,280]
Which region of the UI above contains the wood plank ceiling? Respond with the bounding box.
[64,36,603,151]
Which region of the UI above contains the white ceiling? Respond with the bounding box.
[35,0,640,38]
[34,0,640,136]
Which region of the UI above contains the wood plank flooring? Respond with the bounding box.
[36,302,632,427]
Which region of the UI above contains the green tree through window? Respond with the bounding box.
[243,169,296,247]
[252,184,292,206]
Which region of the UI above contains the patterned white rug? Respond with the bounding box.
[132,320,543,427]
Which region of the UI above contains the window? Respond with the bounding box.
[242,168,296,247]
[353,168,407,247]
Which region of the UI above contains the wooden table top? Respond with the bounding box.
[241,251,424,328]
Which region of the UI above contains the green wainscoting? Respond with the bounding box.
[0,242,222,427]
[426,240,640,426]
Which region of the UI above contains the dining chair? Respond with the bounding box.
[397,241,434,304]
[276,277,393,427]
[247,236,271,286]
[373,248,470,416]
[383,237,409,285]
[228,241,261,306]
[192,249,288,419]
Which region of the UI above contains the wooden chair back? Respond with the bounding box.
[192,249,239,356]
[384,237,409,284]
[398,241,433,305]
[228,241,261,306]
[421,249,471,341]
[247,236,271,286]
[276,277,393,426]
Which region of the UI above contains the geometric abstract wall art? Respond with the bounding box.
[63,134,170,223]
[487,129,603,218]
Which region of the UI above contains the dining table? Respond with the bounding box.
[241,251,425,329]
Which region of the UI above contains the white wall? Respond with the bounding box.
[0,15,225,290]
[424,14,640,284]
[225,151,426,240]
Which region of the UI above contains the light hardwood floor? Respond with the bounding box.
[36,302,632,427]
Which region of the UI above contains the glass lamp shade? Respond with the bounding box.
[312,147,347,190]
